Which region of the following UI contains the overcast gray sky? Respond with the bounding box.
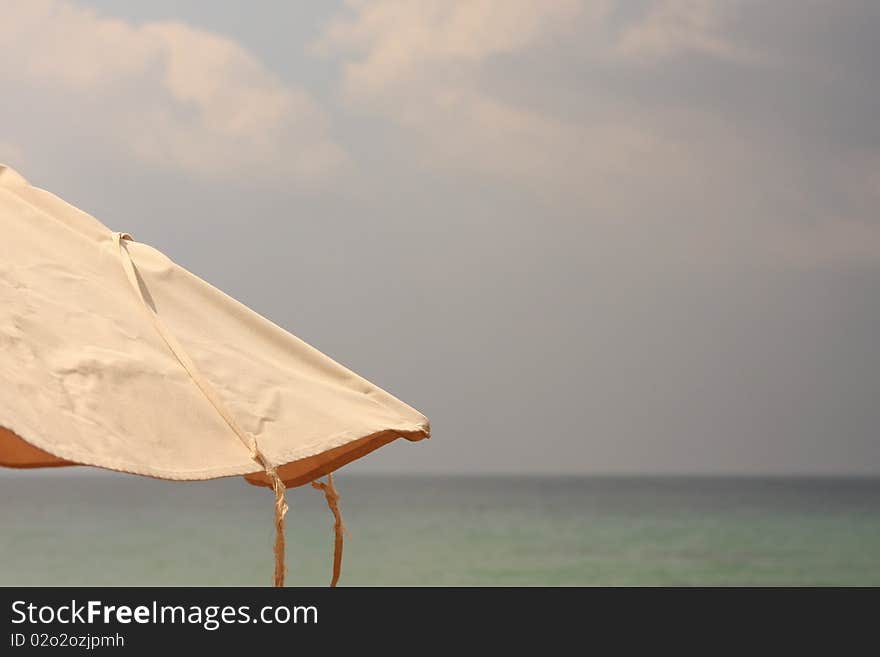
[2,1,878,475]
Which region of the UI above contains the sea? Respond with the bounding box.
[1,473,878,586]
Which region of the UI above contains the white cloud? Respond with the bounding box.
[316,0,880,267]
[0,0,346,183]
[316,0,635,190]
[316,0,590,99]
[614,0,759,64]
[314,0,713,210]
[313,0,767,192]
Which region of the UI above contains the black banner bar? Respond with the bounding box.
[0,587,874,651]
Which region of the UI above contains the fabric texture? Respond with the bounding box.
[0,164,430,487]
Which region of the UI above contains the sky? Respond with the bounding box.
[1,0,878,475]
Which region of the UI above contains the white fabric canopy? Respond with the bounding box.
[0,164,429,584]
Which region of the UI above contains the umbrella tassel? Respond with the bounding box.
[312,473,346,587]
[269,469,289,588]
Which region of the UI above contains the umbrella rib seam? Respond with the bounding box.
[112,232,290,587]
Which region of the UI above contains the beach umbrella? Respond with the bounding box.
[0,164,430,586]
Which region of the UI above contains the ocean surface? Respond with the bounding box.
[1,473,878,586]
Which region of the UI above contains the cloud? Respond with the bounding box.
[316,0,640,190]
[313,0,752,190]
[316,0,589,98]
[0,0,346,183]
[316,0,880,267]
[314,1,716,192]
[614,0,760,64]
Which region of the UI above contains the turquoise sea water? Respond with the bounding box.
[1,473,878,586]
